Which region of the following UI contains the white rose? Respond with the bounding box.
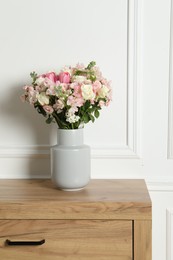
[97,85,109,98]
[81,84,95,100]
[37,92,49,105]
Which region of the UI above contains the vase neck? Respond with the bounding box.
[58,129,84,146]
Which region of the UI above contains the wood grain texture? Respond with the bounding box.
[0,220,132,260]
[0,179,151,220]
[0,179,152,259]
[134,220,152,260]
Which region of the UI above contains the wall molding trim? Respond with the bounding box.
[146,178,173,192]
[0,144,139,159]
[91,144,139,159]
[166,208,173,260]
[0,146,50,158]
[168,0,173,159]
[126,0,141,158]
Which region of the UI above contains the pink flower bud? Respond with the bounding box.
[59,72,71,84]
[45,72,58,83]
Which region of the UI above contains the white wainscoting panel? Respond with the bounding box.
[0,0,141,161]
[148,180,173,260]
[167,208,173,260]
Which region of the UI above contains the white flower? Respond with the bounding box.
[66,115,80,123]
[66,114,80,123]
[35,77,45,86]
[81,84,95,100]
[37,92,49,105]
[66,107,80,123]
[97,85,109,99]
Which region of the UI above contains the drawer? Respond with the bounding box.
[0,220,132,260]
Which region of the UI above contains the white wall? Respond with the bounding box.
[0,0,173,259]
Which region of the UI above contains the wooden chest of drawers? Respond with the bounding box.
[0,179,152,260]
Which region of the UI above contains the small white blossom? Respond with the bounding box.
[66,114,80,123]
[66,107,80,123]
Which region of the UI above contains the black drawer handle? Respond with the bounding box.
[6,239,45,246]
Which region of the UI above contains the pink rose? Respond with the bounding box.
[59,72,71,84]
[43,105,54,114]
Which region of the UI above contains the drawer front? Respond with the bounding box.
[0,220,132,260]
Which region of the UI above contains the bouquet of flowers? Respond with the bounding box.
[21,61,112,129]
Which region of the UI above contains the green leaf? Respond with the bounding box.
[49,95,56,105]
[84,100,91,110]
[83,114,90,123]
[52,112,70,129]
[46,116,53,124]
[94,109,100,118]
[89,114,95,123]
[35,104,47,117]
[86,61,96,70]
[89,74,96,82]
[74,70,87,76]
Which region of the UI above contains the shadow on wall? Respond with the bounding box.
[0,83,57,178]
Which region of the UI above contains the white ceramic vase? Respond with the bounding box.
[51,129,90,191]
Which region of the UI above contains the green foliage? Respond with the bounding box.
[74,70,87,76]
[74,61,97,82]
[30,71,38,84]
[89,114,95,123]
[83,114,90,124]
[88,73,96,82]
[75,101,101,128]
[94,109,100,118]
[49,95,56,106]
[34,103,46,117]
[46,116,54,124]
[86,61,96,70]
[54,85,63,97]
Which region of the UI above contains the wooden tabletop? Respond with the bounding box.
[0,179,151,220]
